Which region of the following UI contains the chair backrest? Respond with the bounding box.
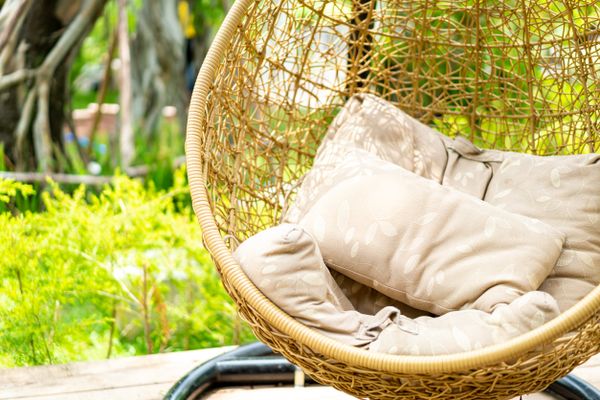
[200,0,600,241]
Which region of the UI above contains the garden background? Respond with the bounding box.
[0,0,255,368]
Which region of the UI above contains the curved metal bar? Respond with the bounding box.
[547,374,600,400]
[164,343,599,400]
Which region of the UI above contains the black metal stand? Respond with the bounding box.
[165,342,600,400]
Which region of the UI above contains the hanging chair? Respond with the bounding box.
[186,0,600,398]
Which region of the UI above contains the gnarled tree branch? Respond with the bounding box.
[0,68,34,91]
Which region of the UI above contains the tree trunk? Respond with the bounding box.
[118,0,134,169]
[0,0,107,171]
[130,0,187,138]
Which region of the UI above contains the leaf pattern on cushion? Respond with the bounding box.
[435,271,446,285]
[350,242,359,258]
[454,171,475,187]
[407,344,420,355]
[416,212,438,225]
[577,251,594,269]
[532,310,546,326]
[587,197,599,224]
[425,278,435,297]
[344,227,355,244]
[302,272,325,286]
[365,222,378,245]
[378,221,398,237]
[262,264,278,274]
[555,250,575,268]
[456,244,473,253]
[550,168,561,188]
[484,216,497,239]
[404,254,420,274]
[536,195,551,203]
[493,188,512,199]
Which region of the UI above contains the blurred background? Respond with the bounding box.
[0,0,255,368]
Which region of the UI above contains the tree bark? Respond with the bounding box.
[130,0,187,138]
[118,0,134,169]
[0,0,107,171]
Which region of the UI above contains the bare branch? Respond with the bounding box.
[86,27,118,161]
[118,0,134,168]
[0,0,25,22]
[124,155,186,177]
[33,80,53,171]
[54,0,82,25]
[0,0,32,74]
[0,68,35,91]
[0,0,31,54]
[0,156,186,184]
[0,171,113,185]
[14,88,36,167]
[39,0,102,78]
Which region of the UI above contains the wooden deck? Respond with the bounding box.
[1,348,598,400]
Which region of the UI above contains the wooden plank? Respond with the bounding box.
[0,383,173,400]
[0,157,186,185]
[0,347,233,400]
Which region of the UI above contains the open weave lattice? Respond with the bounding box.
[186,0,600,398]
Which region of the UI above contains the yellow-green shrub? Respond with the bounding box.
[0,169,253,367]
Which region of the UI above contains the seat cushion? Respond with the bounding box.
[370,290,559,355]
[233,223,406,346]
[331,270,430,318]
[485,152,600,311]
[234,223,560,355]
[297,150,564,315]
[439,136,600,311]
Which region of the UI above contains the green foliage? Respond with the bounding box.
[134,117,186,191]
[0,169,254,367]
[192,0,226,33]
[372,1,598,155]
[0,179,35,205]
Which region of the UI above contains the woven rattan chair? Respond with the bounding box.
[186,0,600,398]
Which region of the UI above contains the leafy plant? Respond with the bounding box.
[0,168,254,367]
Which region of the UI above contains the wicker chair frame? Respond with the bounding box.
[186,0,600,398]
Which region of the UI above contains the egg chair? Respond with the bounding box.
[185,0,600,398]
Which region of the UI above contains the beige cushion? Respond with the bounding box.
[485,152,600,311]
[288,93,599,312]
[285,93,450,225]
[331,270,430,319]
[318,94,450,181]
[233,224,399,346]
[439,137,600,311]
[298,150,565,315]
[370,291,559,355]
[234,223,560,355]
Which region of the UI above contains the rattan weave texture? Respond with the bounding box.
[186,0,600,398]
